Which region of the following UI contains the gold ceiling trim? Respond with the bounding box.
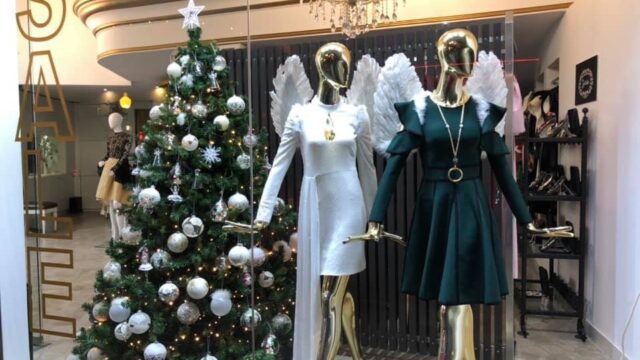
[97,2,572,62]
[74,0,176,23]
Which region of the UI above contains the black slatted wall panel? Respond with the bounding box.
[221,19,507,359]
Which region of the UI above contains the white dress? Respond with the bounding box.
[256,96,377,359]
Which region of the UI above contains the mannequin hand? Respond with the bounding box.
[344,222,406,246]
[98,160,105,167]
[526,222,575,238]
[222,220,267,234]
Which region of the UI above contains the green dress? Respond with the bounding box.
[369,96,532,305]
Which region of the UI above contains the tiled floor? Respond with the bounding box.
[31,213,606,360]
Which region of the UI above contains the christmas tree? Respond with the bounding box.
[72,3,297,359]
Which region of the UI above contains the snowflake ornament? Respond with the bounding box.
[201,145,221,166]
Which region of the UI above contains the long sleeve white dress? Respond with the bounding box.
[256,96,377,359]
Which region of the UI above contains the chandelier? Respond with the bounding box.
[309,0,406,38]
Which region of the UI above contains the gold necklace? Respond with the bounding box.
[436,102,466,183]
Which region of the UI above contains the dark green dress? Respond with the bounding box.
[369,96,532,305]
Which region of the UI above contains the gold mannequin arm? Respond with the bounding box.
[222,220,268,234]
[344,222,406,246]
[526,222,575,238]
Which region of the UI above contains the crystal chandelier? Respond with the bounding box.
[309,0,406,38]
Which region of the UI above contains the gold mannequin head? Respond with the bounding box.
[432,29,479,107]
[316,42,351,105]
[437,28,478,78]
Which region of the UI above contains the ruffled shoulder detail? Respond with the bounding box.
[393,99,423,136]
[284,103,304,132]
[473,97,507,134]
[352,104,370,136]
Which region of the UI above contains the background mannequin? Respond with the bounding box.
[96,112,132,240]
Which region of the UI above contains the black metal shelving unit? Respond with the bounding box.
[516,109,589,341]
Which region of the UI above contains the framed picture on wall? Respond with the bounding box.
[575,55,598,105]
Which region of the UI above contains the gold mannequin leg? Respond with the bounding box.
[317,275,349,360]
[440,305,476,360]
[341,291,363,360]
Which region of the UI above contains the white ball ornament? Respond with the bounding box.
[177,301,200,325]
[167,62,182,78]
[250,246,267,267]
[109,296,131,323]
[228,192,249,212]
[210,289,232,316]
[114,321,132,341]
[87,347,105,360]
[128,310,151,334]
[187,276,209,300]
[102,261,122,282]
[200,355,218,360]
[176,112,187,126]
[181,215,204,238]
[213,115,230,131]
[138,186,161,210]
[228,244,250,267]
[226,95,246,115]
[92,302,109,322]
[236,153,251,170]
[120,225,142,245]
[258,271,275,288]
[289,232,299,252]
[158,281,180,304]
[271,313,293,334]
[167,232,189,253]
[240,308,262,328]
[181,134,199,151]
[144,342,167,360]
[149,105,162,121]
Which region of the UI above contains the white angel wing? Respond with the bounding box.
[372,53,426,155]
[270,55,314,137]
[464,50,508,135]
[346,55,381,121]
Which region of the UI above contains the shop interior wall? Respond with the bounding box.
[535,0,640,358]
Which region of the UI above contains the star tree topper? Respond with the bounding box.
[178,0,205,30]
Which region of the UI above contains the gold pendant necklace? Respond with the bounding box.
[324,113,336,141]
[436,102,466,183]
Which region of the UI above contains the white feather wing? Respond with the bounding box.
[346,55,381,120]
[373,53,426,155]
[464,51,508,135]
[270,55,314,137]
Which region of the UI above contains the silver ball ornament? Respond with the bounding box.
[149,105,163,121]
[67,355,81,360]
[186,276,209,300]
[109,296,131,323]
[241,271,253,287]
[177,301,200,325]
[167,232,189,253]
[228,244,250,267]
[167,62,182,78]
[226,95,246,115]
[242,130,258,148]
[181,215,204,238]
[120,225,142,245]
[228,192,249,212]
[114,322,131,341]
[261,333,280,355]
[158,281,180,304]
[289,232,299,252]
[200,355,218,360]
[128,310,151,334]
[181,134,199,152]
[87,347,105,360]
[213,115,229,131]
[143,342,167,360]
[92,302,108,322]
[240,308,262,329]
[271,313,293,334]
[210,289,232,317]
[250,246,267,267]
[102,261,122,282]
[150,249,171,269]
[213,55,227,71]
[273,197,286,216]
[191,100,208,118]
[258,271,274,288]
[135,143,147,160]
[211,198,228,222]
[236,153,251,169]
